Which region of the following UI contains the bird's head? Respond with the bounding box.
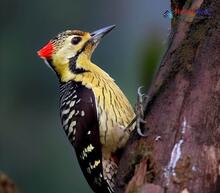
[37,25,115,82]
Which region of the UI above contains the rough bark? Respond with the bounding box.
[116,0,220,193]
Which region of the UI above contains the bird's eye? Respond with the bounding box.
[71,37,82,45]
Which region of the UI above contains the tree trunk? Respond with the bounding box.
[115,0,220,193]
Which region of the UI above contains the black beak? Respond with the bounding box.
[90,25,116,44]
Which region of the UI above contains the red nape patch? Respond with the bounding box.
[37,41,54,59]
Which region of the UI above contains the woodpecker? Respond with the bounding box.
[37,25,135,193]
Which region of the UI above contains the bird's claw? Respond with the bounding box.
[137,86,149,108]
[136,118,148,137]
[140,119,146,124]
[137,127,147,137]
[138,86,145,98]
[135,86,149,137]
[125,87,149,137]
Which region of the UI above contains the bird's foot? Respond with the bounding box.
[135,87,149,137]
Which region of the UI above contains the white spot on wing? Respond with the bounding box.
[62,108,70,115]
[81,144,95,160]
[76,99,81,104]
[87,167,91,174]
[63,110,75,125]
[68,127,73,136]
[89,160,101,169]
[66,100,71,105]
[86,144,94,152]
[68,121,76,136]
[70,101,75,107]
[81,110,85,117]
[64,125,68,131]
[73,95,77,99]
[70,120,76,128]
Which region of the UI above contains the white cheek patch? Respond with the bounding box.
[44,59,53,71]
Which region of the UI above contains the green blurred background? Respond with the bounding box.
[0,0,169,192]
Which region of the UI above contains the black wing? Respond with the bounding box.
[60,81,113,193]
